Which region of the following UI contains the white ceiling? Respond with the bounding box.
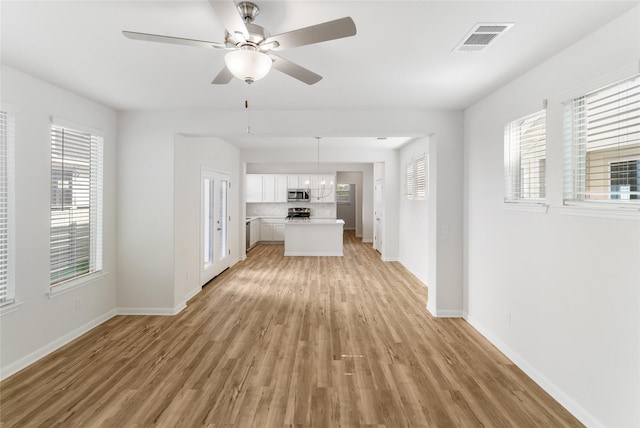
[1,1,637,150]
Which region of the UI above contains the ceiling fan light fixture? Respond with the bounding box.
[224,47,272,84]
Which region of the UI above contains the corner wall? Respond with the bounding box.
[399,137,429,285]
[173,136,241,306]
[463,7,640,426]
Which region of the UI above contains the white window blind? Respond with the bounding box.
[564,74,640,203]
[0,110,14,305]
[414,154,428,200]
[504,109,546,201]
[404,153,428,201]
[404,160,415,200]
[50,123,103,286]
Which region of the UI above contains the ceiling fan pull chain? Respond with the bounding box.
[245,99,251,134]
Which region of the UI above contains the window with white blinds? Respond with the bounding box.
[404,153,428,200]
[50,122,103,286]
[414,154,428,200]
[404,161,415,200]
[504,109,547,202]
[0,110,14,306]
[564,74,640,203]
[336,184,351,204]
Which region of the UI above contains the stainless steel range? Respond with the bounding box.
[286,207,311,220]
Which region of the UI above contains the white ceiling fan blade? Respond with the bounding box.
[264,17,356,51]
[211,67,234,84]
[209,0,249,40]
[270,54,322,85]
[122,31,227,49]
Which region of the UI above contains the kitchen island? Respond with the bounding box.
[284,219,345,256]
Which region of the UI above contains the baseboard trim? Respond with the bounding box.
[431,309,464,318]
[362,239,373,243]
[116,304,185,316]
[284,251,343,257]
[464,314,603,428]
[184,286,201,303]
[1,309,117,381]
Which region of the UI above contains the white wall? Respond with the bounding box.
[116,109,463,316]
[173,136,241,306]
[399,137,430,285]
[464,7,640,427]
[0,66,118,378]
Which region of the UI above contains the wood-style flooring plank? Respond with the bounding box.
[0,231,583,427]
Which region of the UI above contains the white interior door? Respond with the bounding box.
[201,169,231,285]
[374,179,383,254]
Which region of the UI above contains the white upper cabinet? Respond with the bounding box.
[287,175,311,190]
[246,174,263,202]
[275,175,288,202]
[262,175,275,202]
[247,174,288,203]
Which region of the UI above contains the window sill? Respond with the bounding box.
[561,203,640,220]
[0,300,24,317]
[48,271,109,299]
[503,202,548,213]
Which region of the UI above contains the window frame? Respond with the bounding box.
[404,153,428,201]
[0,107,16,309]
[563,73,640,216]
[503,108,547,206]
[49,117,104,296]
[335,183,352,204]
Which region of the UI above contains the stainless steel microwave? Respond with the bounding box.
[287,189,310,202]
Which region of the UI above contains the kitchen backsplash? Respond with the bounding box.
[247,203,336,218]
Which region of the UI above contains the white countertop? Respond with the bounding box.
[285,219,345,225]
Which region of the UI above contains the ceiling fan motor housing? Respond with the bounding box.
[226,22,270,48]
[237,2,260,23]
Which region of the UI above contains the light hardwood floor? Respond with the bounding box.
[1,231,582,427]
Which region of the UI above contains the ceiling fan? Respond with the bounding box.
[123,0,357,85]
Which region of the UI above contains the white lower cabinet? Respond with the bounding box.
[260,223,273,241]
[273,224,285,241]
[260,218,285,242]
[249,219,260,247]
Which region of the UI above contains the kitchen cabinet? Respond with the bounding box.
[274,175,288,202]
[287,175,311,189]
[249,218,260,247]
[260,218,285,242]
[260,223,273,241]
[246,174,287,203]
[246,175,263,203]
[273,224,285,241]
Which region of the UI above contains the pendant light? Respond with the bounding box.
[306,137,334,200]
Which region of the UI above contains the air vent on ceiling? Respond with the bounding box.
[454,22,514,52]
